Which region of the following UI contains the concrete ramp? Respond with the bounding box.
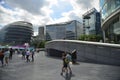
[45,40,120,66]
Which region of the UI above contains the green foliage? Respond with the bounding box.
[30,40,46,48]
[37,41,46,48]
[79,34,102,42]
[79,34,86,40]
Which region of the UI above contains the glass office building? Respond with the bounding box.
[83,8,102,35]
[38,27,45,41]
[100,0,120,43]
[39,20,83,41]
[0,21,33,45]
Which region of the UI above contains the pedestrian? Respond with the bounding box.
[66,53,72,74]
[21,49,25,60]
[4,48,10,65]
[61,52,72,75]
[9,48,13,60]
[71,49,77,64]
[30,49,35,62]
[0,49,4,67]
[26,49,30,62]
[61,53,67,75]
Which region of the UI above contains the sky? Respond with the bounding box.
[0,0,100,36]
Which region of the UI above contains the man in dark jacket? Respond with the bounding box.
[9,48,13,60]
[71,49,77,64]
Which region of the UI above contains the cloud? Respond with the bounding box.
[0,0,100,36]
[5,0,49,15]
[40,6,53,16]
[0,3,54,36]
[0,0,5,4]
[33,25,39,36]
[47,0,58,8]
[58,0,100,23]
[1,0,100,25]
[76,0,93,9]
[0,6,17,25]
[0,3,53,23]
[70,0,99,12]
[62,10,82,22]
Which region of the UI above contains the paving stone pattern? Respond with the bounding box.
[0,51,120,80]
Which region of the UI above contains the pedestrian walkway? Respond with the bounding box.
[0,51,120,80]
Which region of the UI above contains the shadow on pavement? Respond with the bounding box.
[61,72,75,80]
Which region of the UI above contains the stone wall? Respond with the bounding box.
[45,40,120,65]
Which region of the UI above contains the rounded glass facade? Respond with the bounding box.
[100,0,120,21]
[100,0,120,43]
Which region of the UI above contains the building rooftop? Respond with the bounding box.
[83,8,98,17]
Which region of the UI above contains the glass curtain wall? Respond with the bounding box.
[101,0,120,21]
[100,0,120,43]
[105,17,120,43]
[89,14,96,34]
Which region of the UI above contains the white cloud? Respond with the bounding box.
[40,6,53,16]
[70,0,99,11]
[5,0,49,14]
[54,0,100,23]
[62,10,82,21]
[0,6,18,25]
[92,0,100,11]
[46,0,58,8]
[1,0,55,24]
[0,0,100,36]
[34,32,38,36]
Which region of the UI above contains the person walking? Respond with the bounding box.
[61,52,72,75]
[21,49,25,60]
[66,53,72,74]
[0,49,4,67]
[4,48,10,65]
[26,49,30,62]
[61,53,68,75]
[31,49,35,62]
[9,48,13,60]
[71,49,77,64]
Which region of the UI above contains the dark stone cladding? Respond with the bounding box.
[46,48,63,58]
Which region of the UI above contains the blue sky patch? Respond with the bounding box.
[51,0,73,19]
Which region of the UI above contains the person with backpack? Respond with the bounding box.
[66,53,72,74]
[61,52,72,75]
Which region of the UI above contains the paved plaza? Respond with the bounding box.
[0,51,120,80]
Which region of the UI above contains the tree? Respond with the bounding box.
[37,41,46,48]
[79,34,102,42]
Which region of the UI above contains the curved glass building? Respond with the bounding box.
[100,0,120,43]
[0,21,33,45]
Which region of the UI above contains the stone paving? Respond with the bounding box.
[0,51,120,80]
